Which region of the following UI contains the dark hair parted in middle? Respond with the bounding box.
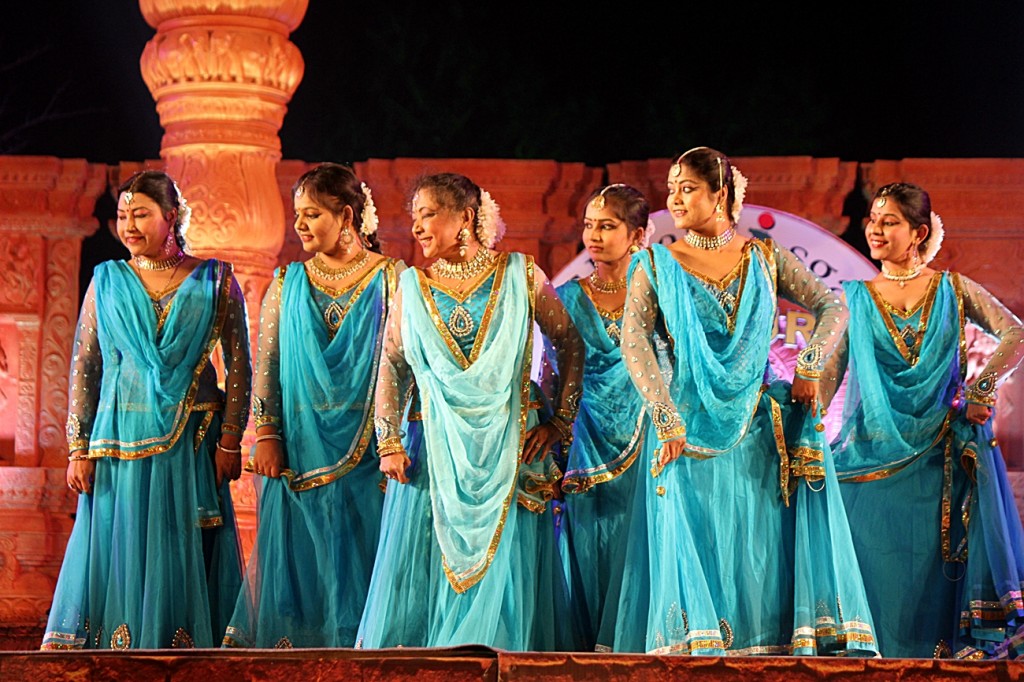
[675,146,737,219]
[584,184,650,234]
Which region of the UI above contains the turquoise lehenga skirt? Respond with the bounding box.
[42,411,242,650]
[223,444,384,648]
[356,412,572,651]
[841,415,1024,659]
[603,383,878,656]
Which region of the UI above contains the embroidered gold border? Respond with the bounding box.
[424,257,501,304]
[417,252,509,370]
[579,278,625,319]
[864,273,941,365]
[192,410,215,452]
[668,240,760,334]
[441,254,533,593]
[87,262,234,460]
[680,384,768,460]
[277,262,392,492]
[306,258,388,303]
[562,409,646,493]
[950,272,968,380]
[840,409,955,482]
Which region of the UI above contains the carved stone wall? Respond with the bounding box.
[0,157,105,647]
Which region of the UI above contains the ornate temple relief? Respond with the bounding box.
[0,157,104,646]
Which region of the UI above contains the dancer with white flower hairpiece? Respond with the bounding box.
[601,146,878,656]
[43,170,250,650]
[357,172,584,650]
[824,182,1024,659]
[223,163,405,648]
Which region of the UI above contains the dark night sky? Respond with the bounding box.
[3,1,1024,166]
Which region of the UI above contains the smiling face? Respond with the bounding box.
[865,197,928,265]
[665,163,723,232]
[116,191,175,258]
[410,188,472,260]
[293,190,353,257]
[582,201,637,264]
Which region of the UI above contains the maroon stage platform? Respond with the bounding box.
[3,647,1024,681]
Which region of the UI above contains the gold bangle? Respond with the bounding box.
[377,436,405,457]
[255,433,283,443]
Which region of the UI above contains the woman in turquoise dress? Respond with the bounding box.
[551,184,651,649]
[42,170,250,650]
[605,147,878,656]
[357,172,584,651]
[823,182,1024,659]
[223,163,403,648]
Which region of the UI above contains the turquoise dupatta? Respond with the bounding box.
[399,252,534,592]
[88,259,231,459]
[277,261,393,490]
[634,242,777,456]
[835,274,963,480]
[558,279,644,493]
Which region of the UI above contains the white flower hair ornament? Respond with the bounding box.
[730,166,748,223]
[641,218,657,248]
[172,180,193,252]
[360,182,379,236]
[922,211,944,264]
[475,188,506,248]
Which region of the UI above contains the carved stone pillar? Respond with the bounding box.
[137,1,307,564]
[138,0,308,347]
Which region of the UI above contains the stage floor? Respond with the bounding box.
[3,647,1022,681]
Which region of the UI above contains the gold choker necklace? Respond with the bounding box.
[434,248,496,280]
[684,228,735,250]
[588,271,627,293]
[881,264,923,288]
[133,251,185,271]
[309,250,369,281]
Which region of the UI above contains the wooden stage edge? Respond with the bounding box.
[3,647,1024,681]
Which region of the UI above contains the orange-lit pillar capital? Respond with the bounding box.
[138,0,307,334]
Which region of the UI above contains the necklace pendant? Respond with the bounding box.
[448,305,475,338]
[324,301,344,332]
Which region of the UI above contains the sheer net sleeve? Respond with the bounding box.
[251,271,283,430]
[219,271,252,436]
[533,267,584,443]
[620,263,685,442]
[374,281,413,456]
[65,281,102,454]
[819,333,849,410]
[774,243,849,381]
[959,274,1024,407]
